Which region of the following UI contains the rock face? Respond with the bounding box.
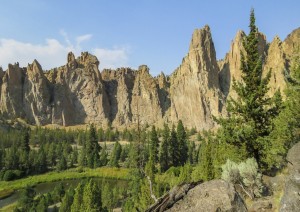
[0,26,299,129]
[280,142,300,211]
[169,25,222,130]
[48,52,109,126]
[263,36,287,96]
[219,28,300,101]
[102,65,163,127]
[165,180,247,212]
[0,52,109,127]
[219,31,267,100]
[23,60,51,125]
[0,63,25,118]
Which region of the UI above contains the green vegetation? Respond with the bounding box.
[216,8,283,171]
[0,9,299,211]
[0,167,129,192]
[221,158,263,199]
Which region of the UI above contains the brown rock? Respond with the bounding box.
[23,60,51,125]
[263,36,287,96]
[131,65,163,126]
[283,27,300,60]
[219,31,267,100]
[102,67,136,126]
[50,52,109,126]
[169,25,222,130]
[0,63,25,117]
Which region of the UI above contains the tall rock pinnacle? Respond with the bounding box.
[169,25,221,130]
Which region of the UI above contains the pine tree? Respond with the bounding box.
[126,143,139,169]
[169,125,180,167]
[149,126,159,163]
[18,186,36,211]
[57,155,67,171]
[71,183,84,212]
[86,124,101,168]
[145,154,156,181]
[20,128,30,153]
[99,142,108,166]
[109,141,122,167]
[262,49,300,171]
[188,141,197,165]
[60,188,75,212]
[82,180,102,211]
[217,9,282,168]
[159,123,170,172]
[177,120,188,166]
[159,138,170,172]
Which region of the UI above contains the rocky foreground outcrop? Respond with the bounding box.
[147,180,247,212]
[0,27,299,129]
[280,142,300,211]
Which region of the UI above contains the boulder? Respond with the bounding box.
[280,142,300,211]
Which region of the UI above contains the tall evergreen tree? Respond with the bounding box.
[169,125,180,167]
[20,128,30,153]
[82,180,102,211]
[159,123,170,172]
[188,141,197,165]
[109,141,122,167]
[262,50,300,170]
[149,126,159,163]
[86,124,101,168]
[217,9,282,167]
[71,183,84,212]
[60,188,75,212]
[176,120,188,166]
[159,125,170,172]
[99,142,108,166]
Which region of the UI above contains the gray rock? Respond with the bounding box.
[280,142,300,212]
[166,180,247,212]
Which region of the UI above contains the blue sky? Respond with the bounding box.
[0,0,299,76]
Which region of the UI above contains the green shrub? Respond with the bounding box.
[221,158,263,199]
[3,170,15,181]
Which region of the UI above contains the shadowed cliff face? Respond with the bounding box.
[0,27,299,129]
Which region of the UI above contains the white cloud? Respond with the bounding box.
[76,34,92,45]
[92,47,129,70]
[0,38,70,70]
[0,33,130,71]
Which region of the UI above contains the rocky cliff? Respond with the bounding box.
[219,27,300,100]
[169,25,222,130]
[0,26,299,129]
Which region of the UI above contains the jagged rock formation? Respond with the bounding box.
[263,36,287,96]
[0,63,26,118]
[219,27,300,101]
[0,52,110,126]
[219,31,267,99]
[147,180,247,212]
[47,52,109,126]
[169,25,222,130]
[102,65,163,127]
[23,60,51,125]
[0,26,299,129]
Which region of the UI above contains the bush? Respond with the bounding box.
[221,158,263,199]
[1,170,23,181]
[3,170,15,181]
[221,159,240,184]
[239,158,263,198]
